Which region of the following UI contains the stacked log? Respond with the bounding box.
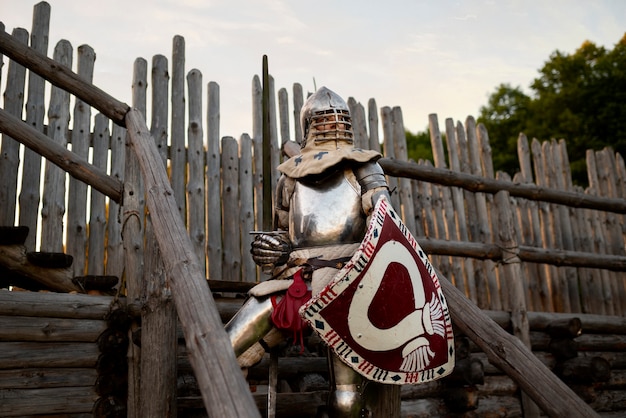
[0,291,125,417]
[2,291,626,417]
[179,299,626,417]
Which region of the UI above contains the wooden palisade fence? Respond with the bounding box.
[1,2,625,417]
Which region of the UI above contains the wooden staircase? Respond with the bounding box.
[0,226,118,294]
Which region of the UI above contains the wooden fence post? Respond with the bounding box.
[67,44,95,277]
[0,28,27,227]
[19,2,50,251]
[207,81,223,281]
[40,40,72,253]
[186,69,206,275]
[494,177,539,418]
[123,57,148,418]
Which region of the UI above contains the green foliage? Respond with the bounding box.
[405,127,434,163]
[477,33,626,185]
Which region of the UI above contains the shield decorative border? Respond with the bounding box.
[301,197,455,385]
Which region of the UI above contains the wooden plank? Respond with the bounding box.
[348,97,368,149]
[252,75,264,230]
[206,81,223,281]
[596,148,626,315]
[0,386,97,416]
[106,122,126,278]
[445,118,475,302]
[125,109,259,417]
[380,106,401,210]
[278,87,290,145]
[0,315,106,342]
[0,367,97,390]
[428,171,451,277]
[19,3,50,251]
[150,54,169,165]
[367,98,380,151]
[87,114,109,275]
[555,139,582,312]
[170,35,187,221]
[66,44,95,277]
[494,182,539,418]
[454,122,482,305]
[466,117,499,310]
[0,342,99,369]
[239,133,256,283]
[292,83,304,144]
[186,68,206,275]
[542,140,570,312]
[531,138,558,312]
[0,291,113,318]
[222,136,242,282]
[268,75,280,191]
[0,28,27,226]
[430,115,463,292]
[123,57,148,418]
[393,107,416,234]
[40,40,72,253]
[587,149,616,315]
[141,225,178,418]
[179,391,328,418]
[517,134,548,312]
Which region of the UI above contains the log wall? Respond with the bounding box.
[2,291,626,417]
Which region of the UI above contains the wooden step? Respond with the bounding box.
[26,252,73,269]
[0,226,29,245]
[73,275,119,291]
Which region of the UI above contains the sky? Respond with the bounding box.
[1,0,625,140]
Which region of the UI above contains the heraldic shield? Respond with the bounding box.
[301,197,455,385]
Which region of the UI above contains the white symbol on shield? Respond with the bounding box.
[347,240,446,372]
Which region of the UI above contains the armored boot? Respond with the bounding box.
[326,352,368,418]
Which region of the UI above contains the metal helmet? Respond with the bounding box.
[300,87,354,148]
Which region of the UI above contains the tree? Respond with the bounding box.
[405,127,434,163]
[478,33,626,185]
[477,84,531,176]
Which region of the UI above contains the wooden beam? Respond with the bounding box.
[418,238,626,271]
[0,28,129,126]
[125,109,260,418]
[0,108,123,203]
[378,157,626,214]
[439,272,600,417]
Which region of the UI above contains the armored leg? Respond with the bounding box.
[327,352,367,418]
[225,296,274,357]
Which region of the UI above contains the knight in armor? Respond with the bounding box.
[226,86,391,417]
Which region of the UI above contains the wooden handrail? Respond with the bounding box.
[379,157,626,214]
[439,271,600,417]
[125,109,260,418]
[419,238,626,271]
[0,28,129,126]
[0,107,123,203]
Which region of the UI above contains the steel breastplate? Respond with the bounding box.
[289,169,366,248]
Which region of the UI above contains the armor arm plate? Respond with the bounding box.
[354,162,390,215]
[274,175,295,230]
